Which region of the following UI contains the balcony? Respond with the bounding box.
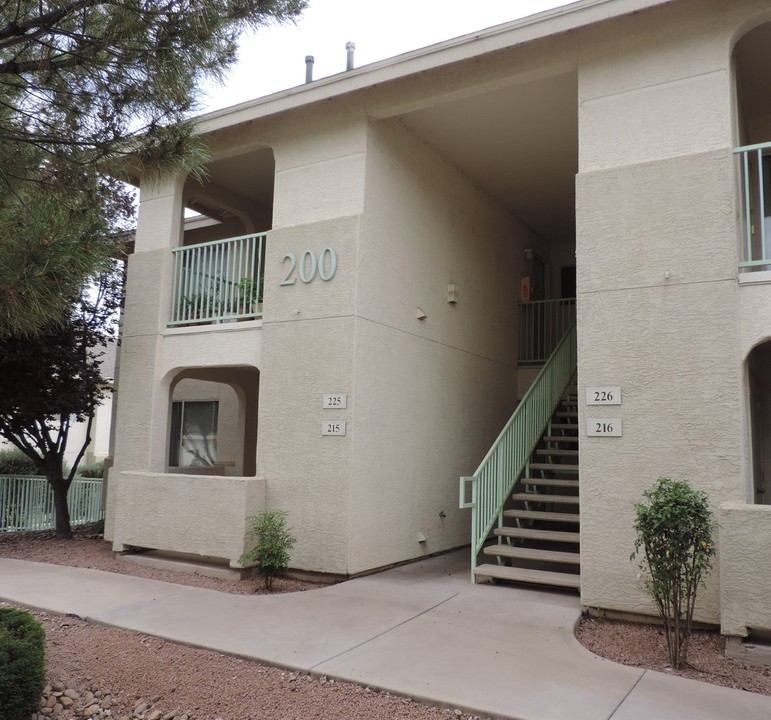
[734,141,771,272]
[169,233,266,327]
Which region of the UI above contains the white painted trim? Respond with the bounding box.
[738,270,771,285]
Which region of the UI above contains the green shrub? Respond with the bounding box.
[0,449,38,476]
[631,477,715,669]
[0,608,46,720]
[239,510,296,591]
[77,461,104,478]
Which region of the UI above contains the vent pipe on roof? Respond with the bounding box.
[346,42,356,71]
[305,55,314,83]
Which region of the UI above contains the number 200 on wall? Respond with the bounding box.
[280,248,337,285]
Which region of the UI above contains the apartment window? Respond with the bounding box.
[169,401,218,467]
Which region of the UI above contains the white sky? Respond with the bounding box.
[200,0,575,112]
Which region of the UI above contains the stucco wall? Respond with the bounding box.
[720,503,771,636]
[107,104,368,568]
[255,134,363,575]
[576,1,745,623]
[112,472,265,565]
[106,175,264,539]
[344,118,532,573]
[739,278,771,356]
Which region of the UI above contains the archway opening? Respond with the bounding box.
[168,366,259,476]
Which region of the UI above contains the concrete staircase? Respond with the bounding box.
[474,393,580,590]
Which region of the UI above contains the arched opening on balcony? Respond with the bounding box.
[167,366,259,476]
[169,147,274,326]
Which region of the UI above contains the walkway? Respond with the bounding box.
[1,550,770,720]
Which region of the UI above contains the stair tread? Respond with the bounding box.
[511,492,579,504]
[555,411,578,418]
[524,478,579,488]
[483,545,580,564]
[475,563,581,589]
[529,463,579,472]
[504,509,580,523]
[494,526,580,543]
[549,424,578,431]
[536,449,579,457]
[543,435,579,443]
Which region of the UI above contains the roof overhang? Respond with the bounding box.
[196,0,674,133]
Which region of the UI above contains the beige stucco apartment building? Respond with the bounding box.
[106,0,771,644]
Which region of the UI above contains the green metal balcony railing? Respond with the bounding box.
[0,476,104,532]
[169,233,265,327]
[518,298,576,365]
[460,321,577,580]
[734,141,771,270]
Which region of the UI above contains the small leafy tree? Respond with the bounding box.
[0,264,122,538]
[632,477,715,669]
[240,510,296,591]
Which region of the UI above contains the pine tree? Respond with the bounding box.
[0,0,306,336]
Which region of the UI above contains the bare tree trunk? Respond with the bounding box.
[49,472,72,540]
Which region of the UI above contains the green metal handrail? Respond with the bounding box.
[459,320,577,580]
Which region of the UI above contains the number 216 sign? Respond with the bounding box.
[586,418,622,437]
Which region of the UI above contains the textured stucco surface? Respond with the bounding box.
[255,212,360,575]
[106,0,771,606]
[739,279,771,356]
[344,119,530,573]
[575,4,744,623]
[107,113,364,561]
[112,472,265,565]
[719,503,771,636]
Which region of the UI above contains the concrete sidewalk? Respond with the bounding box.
[1,550,769,720]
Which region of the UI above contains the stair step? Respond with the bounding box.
[523,478,579,489]
[504,509,580,523]
[543,435,579,444]
[494,526,580,543]
[549,424,578,431]
[536,448,579,457]
[483,544,580,564]
[474,563,581,589]
[511,492,579,505]
[529,463,579,473]
[555,411,578,418]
